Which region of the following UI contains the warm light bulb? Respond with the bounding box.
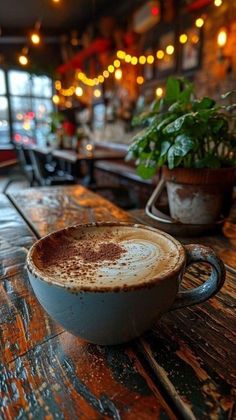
[52,94,60,104]
[117,50,126,59]
[137,76,144,85]
[139,55,146,64]
[113,59,120,68]
[108,65,115,73]
[214,0,222,6]
[94,89,101,98]
[131,56,138,65]
[114,68,122,80]
[191,34,199,44]
[124,54,132,63]
[217,28,227,47]
[179,34,188,44]
[156,87,163,97]
[103,70,109,78]
[156,50,164,59]
[98,75,104,83]
[31,33,41,45]
[147,55,154,64]
[195,18,204,28]
[52,0,60,3]
[55,80,61,90]
[19,55,28,66]
[166,45,174,55]
[75,86,83,97]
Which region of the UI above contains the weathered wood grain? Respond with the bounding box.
[0,192,175,419]
[8,186,131,237]
[9,186,236,419]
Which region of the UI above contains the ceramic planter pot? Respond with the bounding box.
[162,167,236,225]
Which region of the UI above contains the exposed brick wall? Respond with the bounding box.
[193,0,236,102]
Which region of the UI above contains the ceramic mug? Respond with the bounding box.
[26,222,225,345]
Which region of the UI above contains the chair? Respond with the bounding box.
[28,149,75,186]
[15,144,36,186]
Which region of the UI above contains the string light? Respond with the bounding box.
[191,34,199,44]
[156,50,164,59]
[195,18,205,28]
[214,0,222,6]
[108,65,115,73]
[98,75,104,83]
[137,76,144,85]
[94,89,101,98]
[124,54,132,63]
[114,68,122,80]
[166,45,174,55]
[31,32,41,45]
[103,70,109,78]
[55,80,61,90]
[147,55,154,64]
[156,87,163,97]
[52,94,60,104]
[179,34,188,44]
[131,56,138,65]
[217,28,227,47]
[75,86,83,97]
[139,55,146,64]
[113,59,120,68]
[117,50,126,59]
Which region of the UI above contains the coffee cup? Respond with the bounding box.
[27,222,225,345]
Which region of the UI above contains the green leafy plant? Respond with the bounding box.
[127,77,236,179]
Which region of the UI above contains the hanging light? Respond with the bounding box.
[114,68,122,80]
[19,54,28,66]
[195,18,205,28]
[31,32,41,45]
[136,76,144,85]
[156,87,163,97]
[103,70,109,78]
[94,89,101,98]
[55,80,62,90]
[217,28,227,47]
[52,94,60,104]
[75,86,83,97]
[214,0,222,6]
[18,47,29,66]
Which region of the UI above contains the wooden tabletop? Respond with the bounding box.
[1,185,235,419]
[52,149,125,163]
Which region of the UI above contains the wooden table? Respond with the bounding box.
[1,185,235,419]
[52,150,125,185]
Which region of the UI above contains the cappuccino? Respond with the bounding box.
[32,224,182,290]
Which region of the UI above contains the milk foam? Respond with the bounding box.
[32,225,182,290]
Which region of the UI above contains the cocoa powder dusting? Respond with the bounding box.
[79,242,125,263]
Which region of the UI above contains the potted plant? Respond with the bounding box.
[127,77,236,224]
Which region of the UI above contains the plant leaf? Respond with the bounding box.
[193,97,215,110]
[165,77,180,103]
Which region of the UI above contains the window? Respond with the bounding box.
[0,70,10,145]
[0,70,53,146]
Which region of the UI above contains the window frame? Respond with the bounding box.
[0,69,53,145]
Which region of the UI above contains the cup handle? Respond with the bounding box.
[170,244,226,311]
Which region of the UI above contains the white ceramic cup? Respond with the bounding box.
[27,222,225,345]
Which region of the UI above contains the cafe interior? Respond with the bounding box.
[0,0,236,418]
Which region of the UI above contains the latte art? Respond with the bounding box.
[31,225,182,290]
